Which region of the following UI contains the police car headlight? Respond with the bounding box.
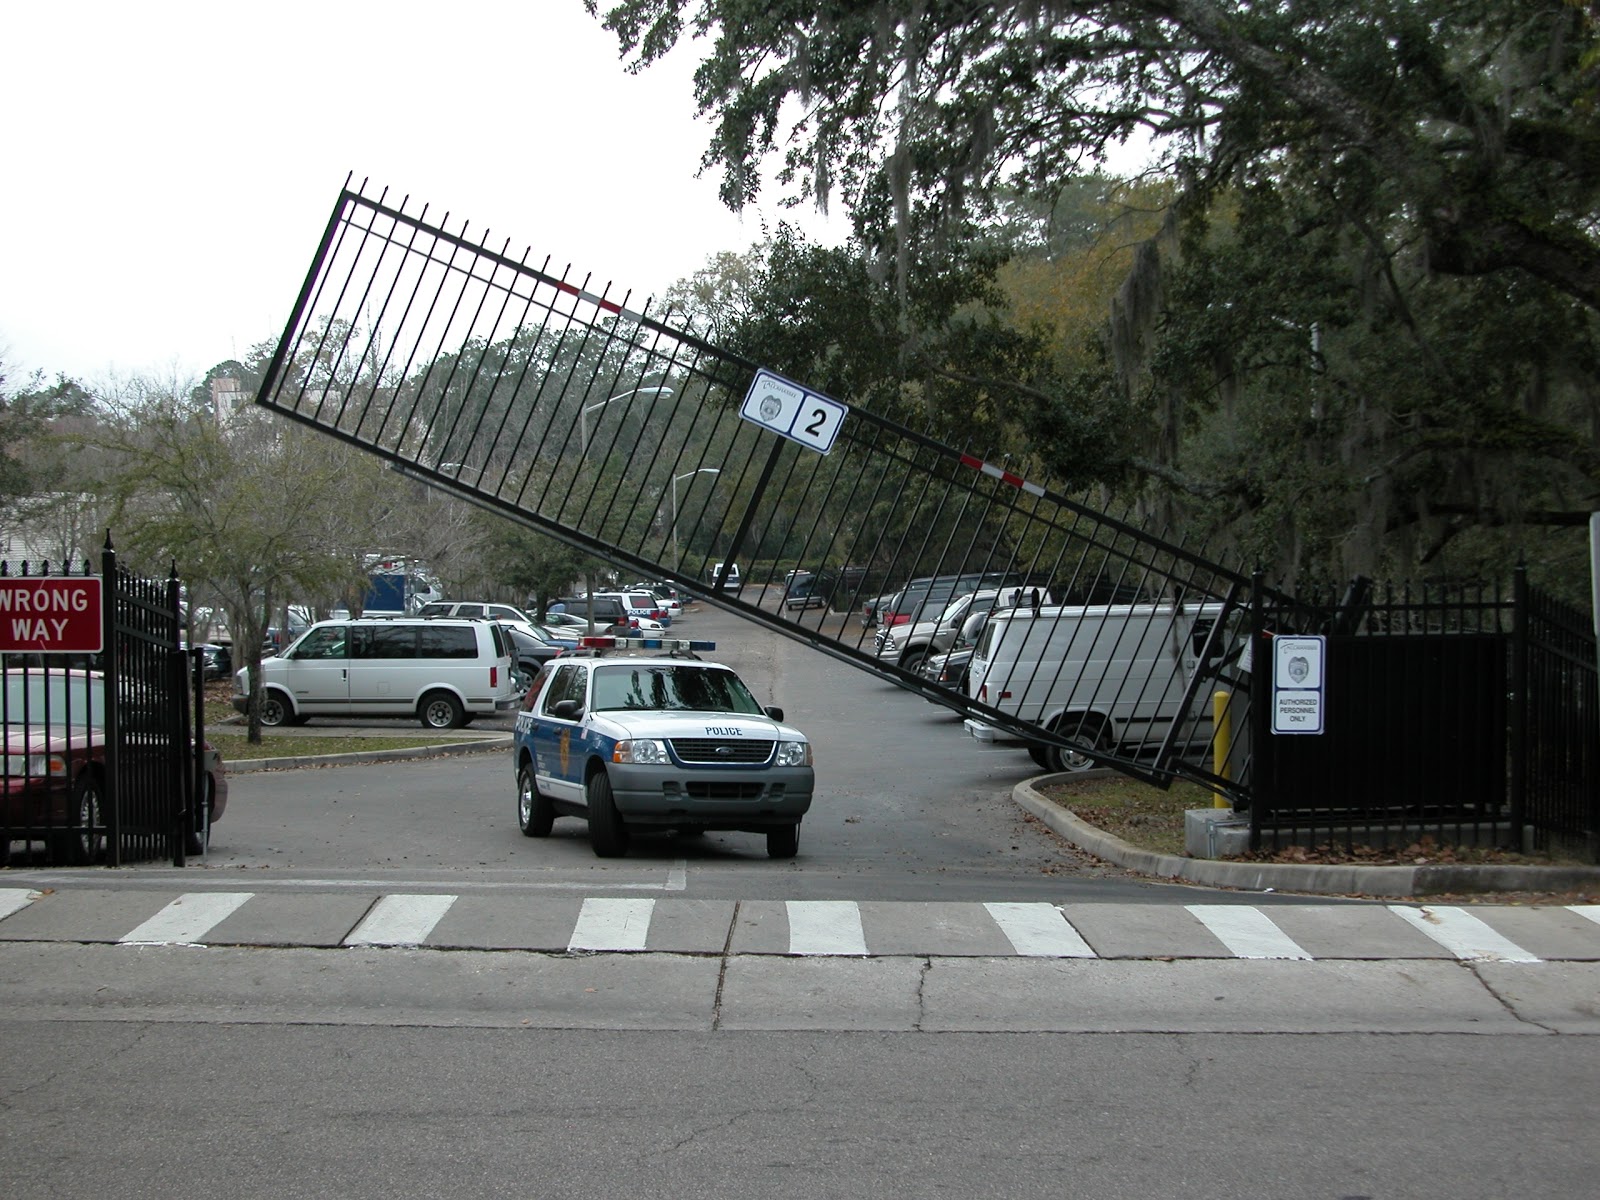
[774,740,812,767]
[613,739,671,765]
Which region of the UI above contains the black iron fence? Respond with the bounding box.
[1,540,206,867]
[1250,574,1598,858]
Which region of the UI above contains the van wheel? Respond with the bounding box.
[1047,718,1111,773]
[586,770,629,857]
[419,690,466,729]
[258,692,292,728]
[1027,744,1052,769]
[517,763,554,837]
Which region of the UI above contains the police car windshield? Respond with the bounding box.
[590,664,765,715]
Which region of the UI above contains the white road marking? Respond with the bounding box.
[118,892,254,945]
[984,902,1097,957]
[786,900,868,955]
[666,860,688,891]
[569,897,655,952]
[1569,905,1600,928]
[1186,904,1313,959]
[0,888,39,921]
[345,894,457,946]
[1388,905,1541,963]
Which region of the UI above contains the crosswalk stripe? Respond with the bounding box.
[569,897,655,951]
[984,902,1096,957]
[119,893,254,945]
[1570,905,1600,928]
[1186,904,1313,959]
[345,894,457,946]
[1388,905,1542,963]
[786,900,868,955]
[0,888,39,921]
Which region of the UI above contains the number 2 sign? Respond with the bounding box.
[739,369,848,454]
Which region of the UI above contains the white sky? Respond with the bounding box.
[1,1,824,388]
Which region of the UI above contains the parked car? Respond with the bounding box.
[233,616,520,729]
[2,668,227,862]
[706,562,742,592]
[874,585,1054,673]
[503,624,565,681]
[186,641,232,681]
[783,567,869,612]
[511,637,813,859]
[417,601,534,623]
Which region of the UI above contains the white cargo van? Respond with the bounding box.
[233,616,520,729]
[963,600,1229,771]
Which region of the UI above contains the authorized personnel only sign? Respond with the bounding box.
[0,578,104,654]
[1271,634,1326,734]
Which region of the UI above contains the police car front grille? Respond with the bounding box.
[670,738,775,764]
[685,781,766,800]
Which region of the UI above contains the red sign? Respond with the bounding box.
[0,577,104,653]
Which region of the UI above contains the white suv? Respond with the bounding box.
[234,616,520,728]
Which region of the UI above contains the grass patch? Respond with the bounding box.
[1035,774,1590,868]
[1036,774,1214,858]
[207,732,484,761]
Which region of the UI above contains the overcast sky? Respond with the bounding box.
[2,1,823,388]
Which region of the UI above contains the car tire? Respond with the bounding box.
[899,650,927,674]
[586,770,629,857]
[185,778,212,855]
[1027,744,1053,769]
[53,772,105,865]
[419,690,466,729]
[1046,717,1111,773]
[766,823,800,859]
[517,763,554,837]
[258,691,292,728]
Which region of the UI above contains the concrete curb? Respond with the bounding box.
[1014,776,1600,898]
[223,736,511,774]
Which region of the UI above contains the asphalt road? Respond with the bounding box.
[186,600,1269,902]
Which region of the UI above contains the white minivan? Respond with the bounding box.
[233,617,520,729]
[963,600,1230,771]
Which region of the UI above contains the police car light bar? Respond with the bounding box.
[578,636,716,652]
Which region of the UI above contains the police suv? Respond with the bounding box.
[511,637,814,858]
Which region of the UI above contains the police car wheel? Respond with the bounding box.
[517,764,554,837]
[766,823,799,859]
[585,770,630,857]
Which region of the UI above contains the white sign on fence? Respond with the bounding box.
[1271,634,1326,735]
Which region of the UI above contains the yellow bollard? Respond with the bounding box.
[1212,690,1232,808]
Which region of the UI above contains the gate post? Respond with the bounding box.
[100,532,121,867]
[1248,570,1270,851]
[1509,566,1529,836]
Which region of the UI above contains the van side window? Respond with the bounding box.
[417,626,478,659]
[361,626,418,659]
[295,626,348,660]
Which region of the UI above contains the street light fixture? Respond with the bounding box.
[671,468,720,570]
[580,385,674,455]
[576,384,675,631]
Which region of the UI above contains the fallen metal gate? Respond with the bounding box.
[255,179,1289,798]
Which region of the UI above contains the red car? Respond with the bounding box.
[2,669,227,864]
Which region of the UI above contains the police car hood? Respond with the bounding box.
[591,708,803,743]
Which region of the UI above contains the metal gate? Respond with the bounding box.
[254,179,1290,797]
[1,540,206,866]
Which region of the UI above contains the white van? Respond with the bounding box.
[707,562,741,592]
[233,617,519,729]
[963,600,1230,771]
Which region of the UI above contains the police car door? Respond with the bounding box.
[532,662,588,803]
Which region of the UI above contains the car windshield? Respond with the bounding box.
[590,664,765,715]
[1,673,106,729]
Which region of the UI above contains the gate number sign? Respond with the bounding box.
[740,369,847,454]
[0,577,103,654]
[1271,634,1325,735]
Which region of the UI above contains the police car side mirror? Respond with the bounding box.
[764,705,784,722]
[551,698,584,720]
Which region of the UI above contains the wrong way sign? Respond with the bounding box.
[0,577,103,653]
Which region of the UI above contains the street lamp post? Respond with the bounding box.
[577,385,675,631]
[671,468,721,571]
